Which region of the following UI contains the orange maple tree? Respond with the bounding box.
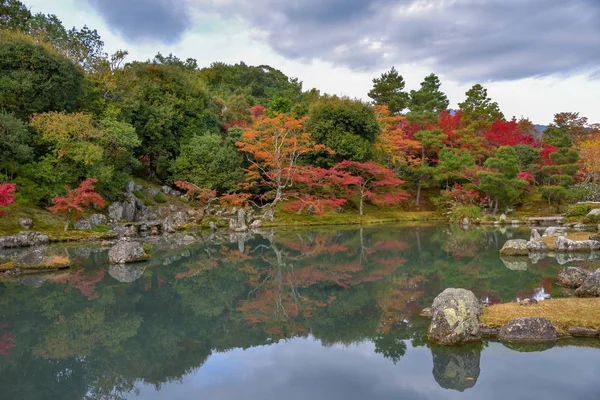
[48,178,105,231]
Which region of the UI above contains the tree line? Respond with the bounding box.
[1,0,600,221]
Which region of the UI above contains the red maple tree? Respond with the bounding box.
[48,178,105,231]
[334,161,409,216]
[0,183,16,217]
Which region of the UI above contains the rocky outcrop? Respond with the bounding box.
[431,346,480,392]
[19,218,33,229]
[498,317,557,341]
[543,226,567,237]
[74,214,107,230]
[427,288,481,344]
[554,236,600,252]
[108,240,148,264]
[0,232,50,249]
[557,266,589,288]
[500,239,528,256]
[574,269,600,297]
[108,264,146,283]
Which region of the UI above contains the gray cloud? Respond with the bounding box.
[86,0,191,43]
[88,0,600,81]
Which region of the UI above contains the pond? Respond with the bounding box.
[0,224,599,399]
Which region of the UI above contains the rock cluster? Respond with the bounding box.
[554,236,600,252]
[0,232,49,249]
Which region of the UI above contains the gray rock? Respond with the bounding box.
[530,229,542,242]
[499,317,557,341]
[250,219,263,229]
[589,234,600,241]
[74,214,107,230]
[161,185,171,194]
[108,202,124,221]
[557,266,589,288]
[108,240,147,264]
[209,221,217,231]
[163,217,176,233]
[148,189,159,197]
[431,346,480,392]
[14,249,70,269]
[122,199,137,222]
[575,269,600,297]
[526,240,549,252]
[427,288,481,344]
[543,226,567,237]
[572,223,587,231]
[554,236,600,252]
[480,327,500,337]
[73,218,92,230]
[108,264,145,283]
[587,208,600,218]
[19,218,33,229]
[500,256,528,271]
[169,189,181,196]
[135,185,143,192]
[500,239,529,256]
[125,180,135,193]
[567,327,599,337]
[0,232,50,249]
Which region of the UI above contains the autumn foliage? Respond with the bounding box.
[48,178,105,231]
[0,184,16,216]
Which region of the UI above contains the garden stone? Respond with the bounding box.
[161,185,171,194]
[526,240,549,252]
[554,236,600,252]
[108,240,147,264]
[498,317,557,341]
[500,239,528,256]
[427,288,481,344]
[557,266,589,288]
[543,226,567,237]
[586,208,600,218]
[530,229,542,242]
[125,180,135,193]
[574,269,600,297]
[0,232,49,249]
[19,218,33,229]
[108,202,124,221]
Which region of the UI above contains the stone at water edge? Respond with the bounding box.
[557,266,590,288]
[567,327,599,337]
[427,288,481,344]
[526,240,549,252]
[574,269,600,297]
[543,226,567,237]
[530,229,542,242]
[572,223,587,231]
[108,240,148,264]
[0,232,50,249]
[498,317,558,341]
[554,236,600,252]
[500,239,529,256]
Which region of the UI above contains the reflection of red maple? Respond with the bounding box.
[0,324,16,356]
[54,269,105,300]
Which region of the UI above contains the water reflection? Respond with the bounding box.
[0,225,598,399]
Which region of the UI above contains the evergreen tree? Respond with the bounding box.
[368,67,409,115]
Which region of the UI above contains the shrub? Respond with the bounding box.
[449,205,482,223]
[142,243,153,253]
[153,193,167,203]
[565,204,596,218]
[133,190,144,199]
[91,224,111,233]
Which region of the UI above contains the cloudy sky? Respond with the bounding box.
[24,0,600,124]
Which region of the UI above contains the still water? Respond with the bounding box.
[0,224,599,399]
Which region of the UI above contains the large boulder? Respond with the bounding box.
[574,269,600,297]
[543,226,567,237]
[498,317,557,341]
[557,266,590,288]
[108,241,148,264]
[0,232,50,249]
[554,236,600,252]
[108,202,124,221]
[500,239,529,256]
[427,288,481,344]
[74,214,107,230]
[121,198,137,222]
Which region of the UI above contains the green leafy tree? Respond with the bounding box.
[171,134,245,193]
[412,129,447,206]
[477,146,527,213]
[458,84,504,133]
[0,0,31,30]
[0,31,84,120]
[436,147,475,188]
[368,67,409,115]
[0,111,32,179]
[513,144,540,171]
[306,96,380,167]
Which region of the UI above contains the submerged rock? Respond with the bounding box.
[427,288,481,344]
[557,266,589,288]
[0,232,50,249]
[108,240,148,264]
[498,317,557,341]
[500,256,528,271]
[574,269,600,297]
[500,239,529,256]
[431,346,480,392]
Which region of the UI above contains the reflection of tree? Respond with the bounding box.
[53,269,106,300]
[0,323,15,356]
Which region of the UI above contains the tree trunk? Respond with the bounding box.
[416,178,422,207]
[493,198,499,214]
[64,213,70,232]
[359,195,364,216]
